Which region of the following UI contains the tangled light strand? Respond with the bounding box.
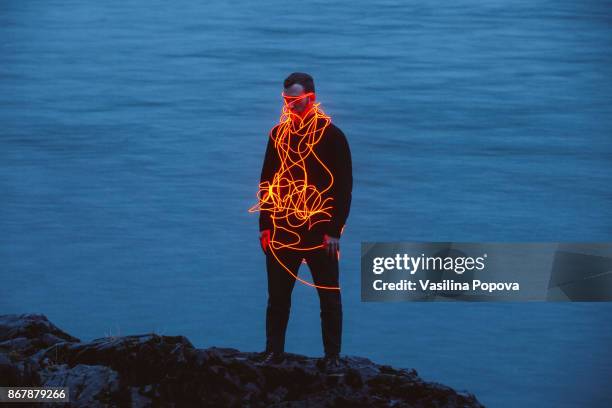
[249,93,340,290]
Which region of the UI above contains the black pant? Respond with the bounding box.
[265,247,342,356]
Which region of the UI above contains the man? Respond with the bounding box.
[251,72,352,373]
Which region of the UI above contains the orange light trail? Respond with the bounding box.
[249,93,340,290]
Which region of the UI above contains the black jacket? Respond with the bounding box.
[259,118,352,239]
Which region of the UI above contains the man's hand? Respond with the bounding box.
[323,234,340,259]
[260,229,271,254]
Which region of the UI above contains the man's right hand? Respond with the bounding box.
[260,229,271,254]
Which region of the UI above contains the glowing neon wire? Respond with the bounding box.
[249,93,341,290]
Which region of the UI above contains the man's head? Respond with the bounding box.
[283,72,316,118]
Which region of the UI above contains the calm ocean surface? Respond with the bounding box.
[2,1,611,406]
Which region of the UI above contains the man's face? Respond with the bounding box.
[283,83,314,117]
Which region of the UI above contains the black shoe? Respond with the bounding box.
[323,354,344,375]
[257,351,285,365]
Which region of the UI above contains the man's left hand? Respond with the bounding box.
[323,234,340,259]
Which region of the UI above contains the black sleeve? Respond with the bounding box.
[324,126,353,238]
[259,129,279,232]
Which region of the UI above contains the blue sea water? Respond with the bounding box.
[2,1,612,406]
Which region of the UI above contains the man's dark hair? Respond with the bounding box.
[284,72,315,93]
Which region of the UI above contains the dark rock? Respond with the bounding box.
[0,313,80,350]
[0,314,484,407]
[40,364,120,408]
